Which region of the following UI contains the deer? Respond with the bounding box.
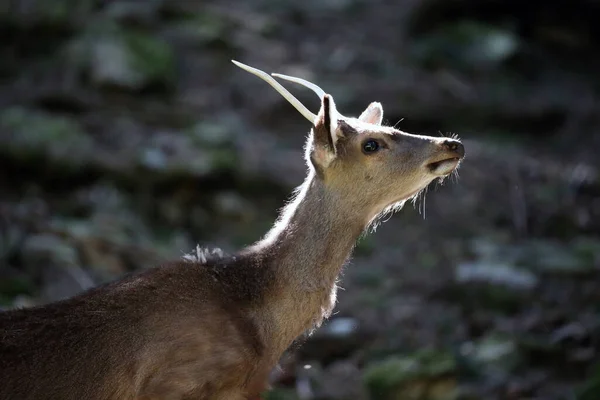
[0,60,465,400]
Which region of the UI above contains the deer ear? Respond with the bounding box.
[309,94,341,170]
[358,102,383,125]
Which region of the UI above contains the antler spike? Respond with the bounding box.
[271,73,326,99]
[232,60,317,124]
[272,72,346,119]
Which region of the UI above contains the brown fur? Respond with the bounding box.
[0,93,464,399]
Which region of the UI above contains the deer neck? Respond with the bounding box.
[248,171,366,349]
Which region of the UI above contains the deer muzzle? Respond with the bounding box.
[426,139,465,176]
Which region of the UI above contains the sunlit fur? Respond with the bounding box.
[239,96,465,358]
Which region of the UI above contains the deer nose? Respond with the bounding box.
[442,139,465,158]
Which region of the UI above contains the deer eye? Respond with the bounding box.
[362,139,380,154]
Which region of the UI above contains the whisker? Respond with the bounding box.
[422,186,428,219]
[451,168,461,184]
[393,118,405,129]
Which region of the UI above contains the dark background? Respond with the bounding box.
[1,1,599,399]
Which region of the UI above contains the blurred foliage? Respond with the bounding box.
[577,362,600,400]
[363,349,457,400]
[410,20,520,71]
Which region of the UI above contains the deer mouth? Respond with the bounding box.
[427,157,461,176]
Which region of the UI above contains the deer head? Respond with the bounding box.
[232,61,465,225]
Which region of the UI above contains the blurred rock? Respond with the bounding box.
[212,191,257,224]
[70,24,175,92]
[455,262,538,291]
[136,130,240,178]
[21,233,94,302]
[315,360,369,400]
[104,0,164,26]
[77,236,127,280]
[188,120,236,147]
[445,260,540,313]
[21,234,78,274]
[363,349,458,400]
[516,240,598,275]
[410,21,520,71]
[298,317,371,365]
[459,334,520,383]
[163,11,234,49]
[0,0,94,29]
[11,295,37,309]
[0,107,94,166]
[469,237,513,263]
[0,223,23,265]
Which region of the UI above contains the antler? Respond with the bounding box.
[232,60,317,124]
[272,72,347,119]
[271,73,325,99]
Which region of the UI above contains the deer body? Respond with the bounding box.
[0,61,464,400]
